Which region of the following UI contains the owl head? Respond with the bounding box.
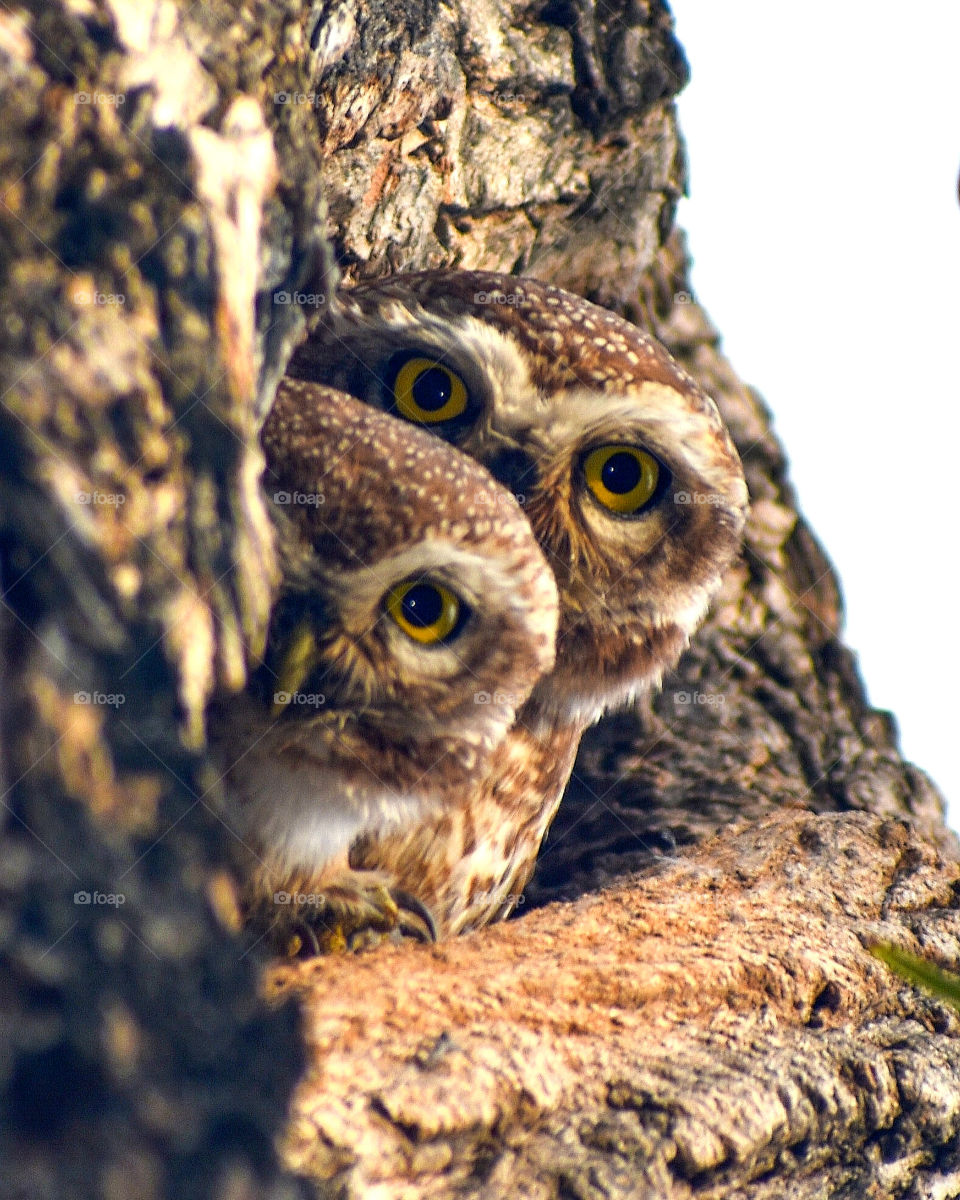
[288,271,748,726]
[258,379,559,753]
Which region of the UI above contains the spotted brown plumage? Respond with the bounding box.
[279,270,748,939]
[210,380,558,951]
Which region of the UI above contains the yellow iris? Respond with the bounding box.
[392,357,469,424]
[583,444,661,515]
[385,579,464,644]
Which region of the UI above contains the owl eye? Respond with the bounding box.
[389,356,470,425]
[384,579,468,645]
[582,444,664,515]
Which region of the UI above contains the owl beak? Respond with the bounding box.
[271,619,322,716]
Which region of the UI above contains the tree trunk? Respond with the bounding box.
[0,1,954,1198]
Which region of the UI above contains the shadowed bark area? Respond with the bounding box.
[0,1,955,1198]
[0,2,318,1196]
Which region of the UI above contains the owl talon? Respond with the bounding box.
[391,889,438,943]
[287,920,322,958]
[251,875,438,957]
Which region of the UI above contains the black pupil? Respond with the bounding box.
[602,451,643,494]
[411,366,452,412]
[402,584,444,628]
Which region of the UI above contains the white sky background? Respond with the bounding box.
[667,2,960,827]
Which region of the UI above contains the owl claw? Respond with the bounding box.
[391,889,438,943]
[336,887,438,952]
[287,919,323,958]
[249,875,438,957]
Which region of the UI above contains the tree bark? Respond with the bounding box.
[272,811,960,1199]
[0,2,318,1197]
[0,1,954,1198]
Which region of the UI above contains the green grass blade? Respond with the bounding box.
[869,943,960,1011]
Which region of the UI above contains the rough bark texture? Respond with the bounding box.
[0,1,955,1199]
[272,811,960,1199]
[0,2,316,1197]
